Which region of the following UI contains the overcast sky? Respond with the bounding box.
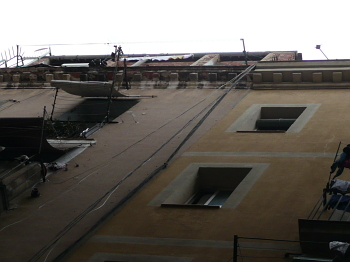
[1,0,349,61]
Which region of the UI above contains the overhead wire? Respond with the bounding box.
[48,65,255,262]
[27,65,255,261]
[1,73,230,237]
[49,72,235,184]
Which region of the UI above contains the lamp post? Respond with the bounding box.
[316,45,329,60]
[240,38,248,65]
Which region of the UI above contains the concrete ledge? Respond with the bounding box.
[252,82,350,89]
[228,73,237,80]
[62,74,70,81]
[189,73,198,82]
[333,72,342,83]
[253,73,262,83]
[293,73,302,83]
[313,72,322,83]
[152,73,160,81]
[273,73,283,83]
[132,73,142,82]
[29,74,37,81]
[209,73,217,82]
[12,75,20,82]
[46,74,54,82]
[169,73,178,81]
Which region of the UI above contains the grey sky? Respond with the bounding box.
[1,0,348,60]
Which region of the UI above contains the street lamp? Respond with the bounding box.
[316,45,329,60]
[240,38,248,65]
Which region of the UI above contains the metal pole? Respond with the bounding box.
[316,45,329,60]
[39,106,46,182]
[240,39,248,65]
[233,235,238,262]
[16,45,19,67]
[105,45,122,123]
[328,141,342,186]
[124,58,129,89]
[39,106,46,157]
[50,88,59,121]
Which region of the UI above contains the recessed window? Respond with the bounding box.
[226,104,320,133]
[87,253,192,262]
[186,189,233,206]
[255,106,306,131]
[183,167,250,207]
[148,163,268,209]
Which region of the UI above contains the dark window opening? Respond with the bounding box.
[255,107,306,131]
[186,167,251,207]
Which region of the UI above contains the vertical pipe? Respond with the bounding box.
[106,45,122,123]
[50,88,59,121]
[124,59,129,89]
[39,106,46,157]
[233,235,238,262]
[16,45,19,67]
[39,107,46,182]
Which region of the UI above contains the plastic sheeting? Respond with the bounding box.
[122,53,194,61]
[51,80,127,98]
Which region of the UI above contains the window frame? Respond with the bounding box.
[148,163,269,209]
[225,104,320,133]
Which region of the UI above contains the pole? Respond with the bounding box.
[39,107,46,182]
[105,45,123,123]
[316,45,329,60]
[233,235,238,262]
[39,106,46,156]
[124,58,129,89]
[328,141,342,187]
[241,39,248,65]
[50,87,59,121]
[16,45,19,67]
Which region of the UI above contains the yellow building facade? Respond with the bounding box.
[63,83,350,261]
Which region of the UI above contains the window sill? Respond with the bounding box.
[236,130,286,133]
[161,203,222,209]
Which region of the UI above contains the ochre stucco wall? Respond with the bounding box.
[66,89,350,262]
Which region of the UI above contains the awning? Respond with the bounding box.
[51,80,127,98]
[122,53,194,61]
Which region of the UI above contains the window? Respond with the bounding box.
[186,189,234,206]
[87,253,192,262]
[226,104,320,133]
[149,163,268,209]
[183,167,250,207]
[255,106,306,131]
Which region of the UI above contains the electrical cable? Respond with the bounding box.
[50,74,232,184]
[28,94,227,260]
[47,67,254,261]
[28,67,255,261]
[165,64,255,164]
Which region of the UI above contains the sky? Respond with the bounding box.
[1,0,349,61]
